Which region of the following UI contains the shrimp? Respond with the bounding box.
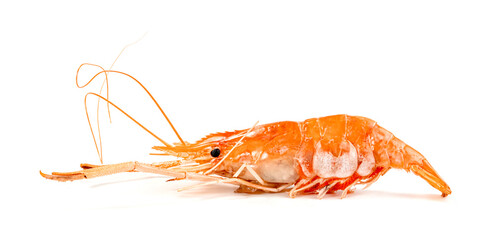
[40,64,451,199]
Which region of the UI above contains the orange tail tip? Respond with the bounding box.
[409,161,452,197]
[400,144,451,197]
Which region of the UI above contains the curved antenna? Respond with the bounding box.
[88,69,185,144]
[109,32,148,70]
[79,69,186,162]
[76,63,111,160]
[104,32,148,121]
[75,33,150,161]
[84,92,173,163]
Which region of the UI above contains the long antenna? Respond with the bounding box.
[110,32,148,70]
[75,33,187,162]
[84,92,173,163]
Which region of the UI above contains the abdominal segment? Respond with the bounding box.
[300,115,379,180]
[313,140,358,178]
[311,140,378,179]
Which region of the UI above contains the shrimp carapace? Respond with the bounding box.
[42,114,451,198]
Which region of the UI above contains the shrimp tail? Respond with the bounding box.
[372,126,451,197]
[402,145,452,197]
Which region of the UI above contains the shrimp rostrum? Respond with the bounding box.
[41,67,451,199]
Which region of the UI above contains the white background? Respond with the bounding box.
[1,1,493,239]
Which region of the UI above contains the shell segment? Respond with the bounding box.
[312,140,358,178]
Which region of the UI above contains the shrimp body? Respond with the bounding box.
[40,61,451,198]
[151,114,451,197]
[40,48,451,198]
[41,108,451,197]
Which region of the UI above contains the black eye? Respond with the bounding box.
[210,148,221,157]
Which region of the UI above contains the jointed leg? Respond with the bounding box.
[178,177,291,193]
[341,180,358,199]
[233,163,247,178]
[317,182,337,199]
[167,162,213,172]
[41,161,291,193]
[178,164,290,193]
[245,165,266,185]
[41,161,186,182]
[338,169,390,199]
[289,177,324,198]
[360,167,389,190]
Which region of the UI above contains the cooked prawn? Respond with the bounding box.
[40,64,451,199]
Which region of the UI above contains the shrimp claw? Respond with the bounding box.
[40,162,185,182]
